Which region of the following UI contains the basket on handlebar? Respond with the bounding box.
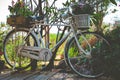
[70,14,90,29]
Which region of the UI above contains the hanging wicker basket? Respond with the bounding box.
[7,16,31,27]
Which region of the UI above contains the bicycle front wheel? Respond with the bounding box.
[64,32,111,78]
[3,28,38,70]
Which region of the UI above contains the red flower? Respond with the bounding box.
[12,0,15,6]
[0,51,3,55]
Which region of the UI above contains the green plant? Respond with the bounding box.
[100,26,120,80]
[69,2,94,15]
[0,23,5,51]
[8,1,33,17]
[0,23,8,57]
[0,32,3,51]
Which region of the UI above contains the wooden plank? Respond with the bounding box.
[0,73,12,80]
[0,68,114,80]
[0,72,26,80]
[0,69,15,80]
[22,70,41,80]
[0,70,37,80]
[25,69,62,80]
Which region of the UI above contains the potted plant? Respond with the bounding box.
[69,1,94,15]
[7,0,33,26]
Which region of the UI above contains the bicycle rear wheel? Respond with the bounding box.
[64,32,111,78]
[3,28,38,70]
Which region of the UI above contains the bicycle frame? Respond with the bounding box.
[25,22,90,55]
[28,24,74,50]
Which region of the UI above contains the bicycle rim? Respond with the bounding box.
[64,32,111,78]
[3,28,37,70]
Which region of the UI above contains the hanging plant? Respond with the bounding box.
[8,0,33,17]
[7,0,33,27]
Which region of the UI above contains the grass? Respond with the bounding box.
[49,33,65,59]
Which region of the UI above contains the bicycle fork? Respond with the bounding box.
[72,30,92,58]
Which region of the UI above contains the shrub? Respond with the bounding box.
[102,26,120,80]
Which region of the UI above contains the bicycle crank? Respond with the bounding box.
[17,46,52,61]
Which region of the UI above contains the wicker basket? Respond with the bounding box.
[71,14,90,29]
[7,16,31,27]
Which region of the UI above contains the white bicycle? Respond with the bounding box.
[3,13,111,78]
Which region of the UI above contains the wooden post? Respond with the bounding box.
[45,26,49,48]
[44,0,50,48]
[31,0,43,71]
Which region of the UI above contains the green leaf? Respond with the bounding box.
[110,0,117,5]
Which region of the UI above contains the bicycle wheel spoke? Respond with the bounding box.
[65,32,110,78]
[3,28,37,70]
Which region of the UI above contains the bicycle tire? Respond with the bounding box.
[3,28,38,70]
[64,32,111,78]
